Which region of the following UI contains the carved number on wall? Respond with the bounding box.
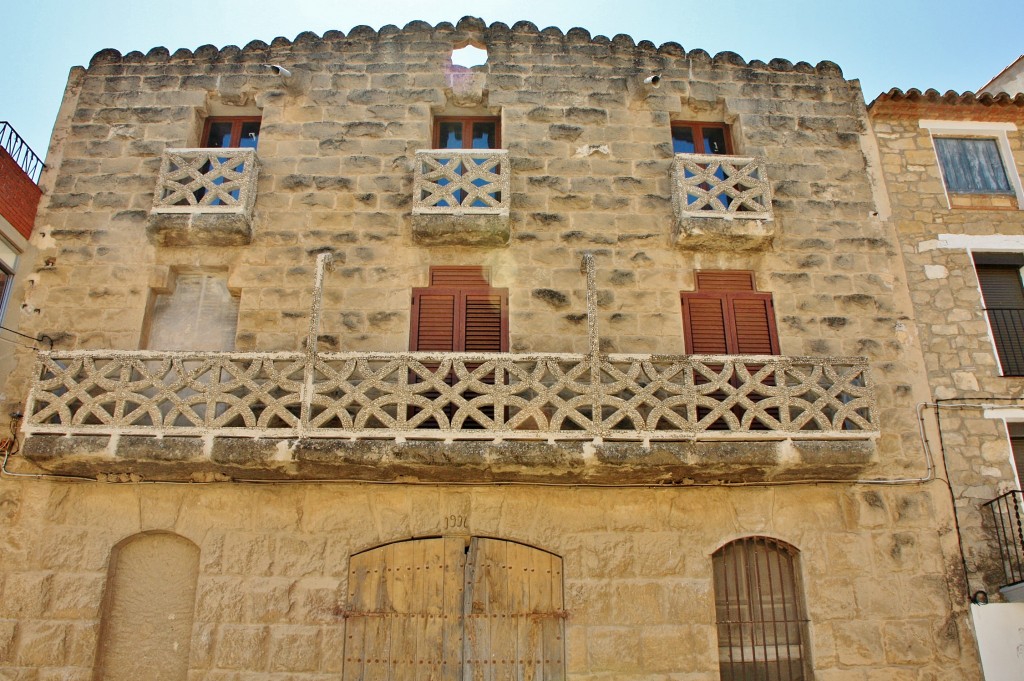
[444,514,467,529]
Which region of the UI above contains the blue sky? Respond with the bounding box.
[2,0,1022,158]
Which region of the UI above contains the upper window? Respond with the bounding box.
[202,116,261,149]
[681,271,779,355]
[0,234,16,323]
[713,537,811,681]
[973,253,1024,376]
[434,116,500,150]
[934,137,1013,194]
[672,122,732,155]
[410,266,508,352]
[145,273,239,351]
[921,120,1023,209]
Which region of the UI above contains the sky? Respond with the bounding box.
[2,0,1022,159]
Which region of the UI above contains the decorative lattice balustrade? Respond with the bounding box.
[412,149,510,215]
[151,148,259,214]
[24,350,877,442]
[671,153,773,220]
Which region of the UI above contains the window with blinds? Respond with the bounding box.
[681,271,779,355]
[934,137,1013,195]
[974,256,1024,376]
[410,266,508,352]
[713,537,811,681]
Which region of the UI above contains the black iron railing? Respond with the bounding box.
[984,308,1024,376]
[0,121,43,183]
[984,490,1024,588]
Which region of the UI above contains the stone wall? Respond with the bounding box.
[0,480,980,679]
[0,17,985,680]
[869,94,1024,595]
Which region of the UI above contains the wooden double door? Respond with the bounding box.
[343,537,565,681]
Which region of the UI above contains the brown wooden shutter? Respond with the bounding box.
[730,293,779,355]
[683,272,779,355]
[695,270,756,292]
[682,293,731,354]
[462,290,508,352]
[411,289,457,351]
[430,266,490,288]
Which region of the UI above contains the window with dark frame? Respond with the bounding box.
[202,116,261,149]
[973,254,1024,376]
[671,121,733,156]
[713,537,811,681]
[410,266,508,352]
[681,271,779,355]
[433,116,501,150]
[0,263,12,321]
[934,137,1013,195]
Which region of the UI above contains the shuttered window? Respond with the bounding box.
[975,261,1024,376]
[343,537,565,680]
[934,137,1013,194]
[681,271,779,355]
[713,537,811,681]
[411,267,508,352]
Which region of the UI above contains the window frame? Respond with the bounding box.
[433,116,502,150]
[972,254,1024,377]
[671,121,735,155]
[200,115,262,149]
[680,270,780,355]
[712,536,812,681]
[921,119,1024,209]
[409,266,509,353]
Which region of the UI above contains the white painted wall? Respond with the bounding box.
[971,603,1024,681]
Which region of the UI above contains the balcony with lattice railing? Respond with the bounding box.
[147,148,260,246]
[411,149,510,246]
[21,350,879,482]
[670,153,777,251]
[18,254,879,483]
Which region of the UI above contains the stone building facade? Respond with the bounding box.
[0,17,986,679]
[869,87,1024,675]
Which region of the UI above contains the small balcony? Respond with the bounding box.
[147,148,260,247]
[411,149,510,246]
[984,490,1024,600]
[0,121,43,240]
[670,153,776,251]
[21,350,878,483]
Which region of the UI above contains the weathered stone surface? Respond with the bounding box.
[410,212,510,246]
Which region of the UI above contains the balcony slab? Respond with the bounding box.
[20,434,876,484]
[411,212,510,246]
[147,211,254,246]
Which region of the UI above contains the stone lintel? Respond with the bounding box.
[19,434,877,483]
[673,216,778,252]
[411,213,510,247]
[147,211,254,246]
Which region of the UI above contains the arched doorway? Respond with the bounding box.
[343,536,565,680]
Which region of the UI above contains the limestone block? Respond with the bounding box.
[410,213,510,246]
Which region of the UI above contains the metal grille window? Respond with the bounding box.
[934,137,1013,194]
[974,256,1024,376]
[713,537,811,681]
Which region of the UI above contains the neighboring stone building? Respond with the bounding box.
[868,87,1024,679]
[0,17,985,679]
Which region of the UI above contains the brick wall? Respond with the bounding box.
[0,146,41,240]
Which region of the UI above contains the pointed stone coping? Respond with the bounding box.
[20,434,876,484]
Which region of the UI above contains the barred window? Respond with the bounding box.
[713,537,811,681]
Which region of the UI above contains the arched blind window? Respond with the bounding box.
[712,537,811,681]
